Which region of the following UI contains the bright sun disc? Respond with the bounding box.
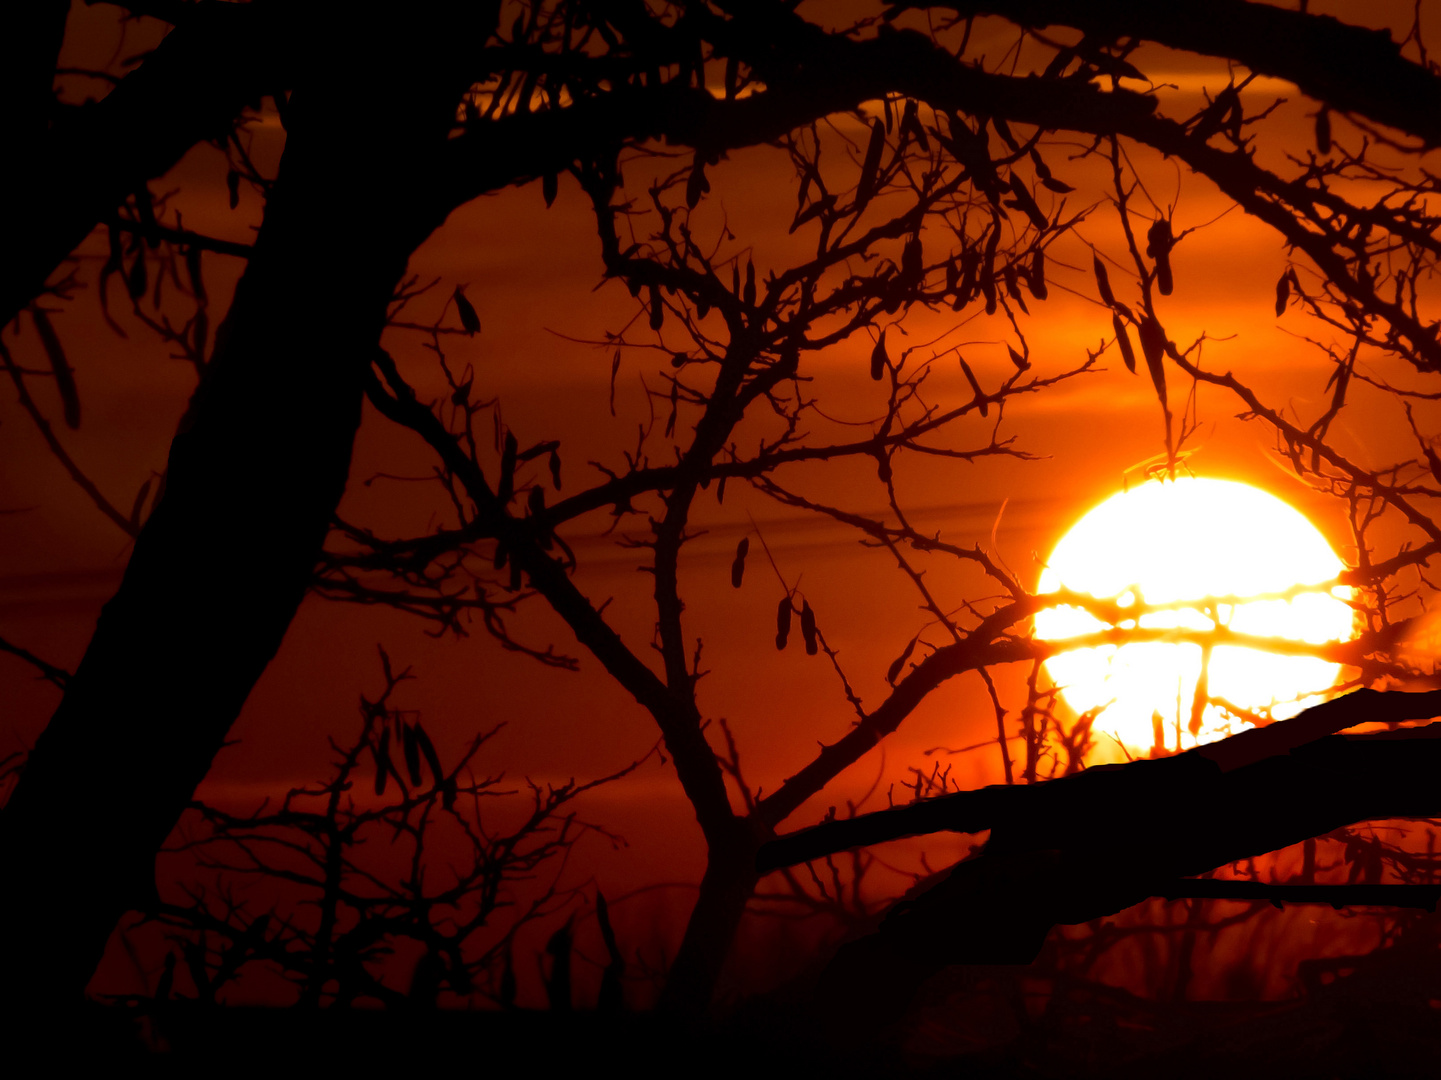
[1034,477,1355,755]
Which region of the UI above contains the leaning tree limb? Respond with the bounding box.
[762,689,1441,1025]
[896,1,1441,146]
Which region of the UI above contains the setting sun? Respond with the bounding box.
[1034,477,1356,755]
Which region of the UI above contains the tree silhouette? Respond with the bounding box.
[101,648,634,1013]
[6,3,1441,1054]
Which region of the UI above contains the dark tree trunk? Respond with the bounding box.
[0,12,481,1006]
[660,825,763,1016]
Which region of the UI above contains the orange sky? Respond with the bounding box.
[6,0,1441,999]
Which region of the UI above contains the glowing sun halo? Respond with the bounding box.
[1033,477,1356,755]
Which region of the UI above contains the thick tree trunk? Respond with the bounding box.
[660,824,763,1016]
[0,16,476,1006]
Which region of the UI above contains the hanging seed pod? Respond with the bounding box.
[900,98,929,151]
[414,723,444,785]
[983,115,1013,151]
[30,306,79,429]
[1330,361,1350,414]
[730,537,749,588]
[528,484,545,517]
[1226,93,1244,143]
[1146,219,1174,296]
[609,349,621,416]
[686,153,709,209]
[542,171,558,207]
[958,249,979,303]
[797,162,814,214]
[1006,174,1048,230]
[499,430,518,504]
[1007,344,1030,372]
[373,728,393,796]
[1145,218,1172,258]
[856,118,885,213]
[1028,248,1048,300]
[945,259,959,294]
[1138,317,1168,405]
[1002,264,1021,300]
[402,723,423,785]
[886,635,919,685]
[493,542,508,570]
[902,235,922,284]
[871,329,888,380]
[1093,254,1116,307]
[1315,109,1332,155]
[1113,312,1137,373]
[981,270,997,315]
[1275,270,1292,317]
[548,448,562,490]
[1324,352,1348,392]
[454,286,481,334]
[1154,255,1173,296]
[226,169,241,210]
[743,259,756,306]
[775,597,792,649]
[731,263,740,297]
[800,600,819,655]
[959,356,987,417]
[944,113,990,184]
[649,283,664,330]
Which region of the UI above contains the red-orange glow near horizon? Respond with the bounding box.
[1034,477,1357,756]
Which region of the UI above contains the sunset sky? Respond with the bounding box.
[5,0,1441,1002]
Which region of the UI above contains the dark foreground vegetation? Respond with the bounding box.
[35,936,1441,1080]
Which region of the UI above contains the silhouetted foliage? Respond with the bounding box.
[8,3,1441,1069]
[107,651,636,1011]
